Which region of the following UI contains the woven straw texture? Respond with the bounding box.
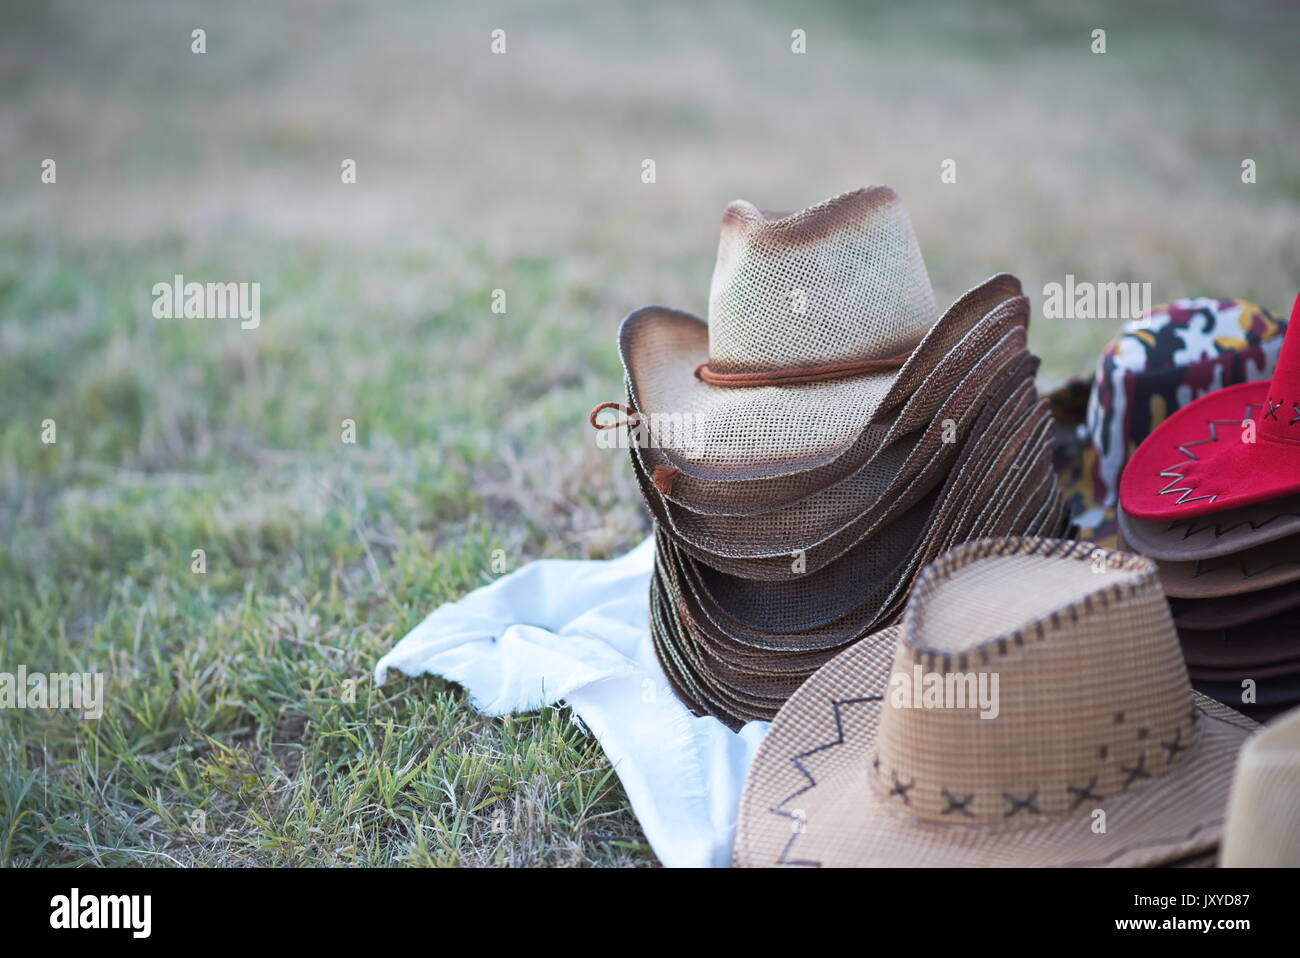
[642,327,1032,575]
[706,188,935,373]
[618,191,1023,483]
[1221,705,1300,866]
[735,538,1260,865]
[633,290,1027,515]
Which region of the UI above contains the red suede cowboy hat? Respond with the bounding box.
[1121,293,1300,520]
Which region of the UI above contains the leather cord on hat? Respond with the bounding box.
[694,347,915,387]
[588,401,641,429]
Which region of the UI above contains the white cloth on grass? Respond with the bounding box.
[372,537,768,868]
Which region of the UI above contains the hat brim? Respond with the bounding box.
[1117,496,1300,562]
[1181,613,1300,669]
[642,326,1031,568]
[1171,578,1300,630]
[621,275,1023,483]
[735,626,1258,868]
[1154,532,1300,598]
[1193,674,1300,710]
[1120,381,1300,520]
[633,288,1029,516]
[646,373,1050,638]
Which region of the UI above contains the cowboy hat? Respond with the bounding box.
[1221,705,1300,866]
[1120,293,1300,521]
[629,289,1027,515]
[735,537,1258,866]
[616,187,1025,483]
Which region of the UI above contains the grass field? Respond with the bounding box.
[2,0,1298,866]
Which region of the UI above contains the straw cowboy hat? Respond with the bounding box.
[735,537,1258,866]
[640,325,1030,564]
[1221,705,1300,866]
[605,186,1024,483]
[631,288,1028,515]
[596,185,1063,729]
[1121,293,1300,520]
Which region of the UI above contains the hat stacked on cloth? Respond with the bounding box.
[1051,298,1286,547]
[1120,293,1300,722]
[735,537,1258,867]
[594,187,1067,729]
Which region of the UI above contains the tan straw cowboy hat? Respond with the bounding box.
[735,537,1258,866]
[631,286,1027,515]
[606,186,1024,483]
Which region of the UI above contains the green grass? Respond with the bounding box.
[3,0,1299,866]
[0,234,648,866]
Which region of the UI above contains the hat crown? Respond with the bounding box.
[873,538,1199,826]
[1256,293,1300,442]
[705,187,938,375]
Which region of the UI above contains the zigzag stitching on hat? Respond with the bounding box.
[1153,406,1264,505]
[1191,553,1300,581]
[770,695,882,867]
[1166,508,1300,541]
[762,697,1242,866]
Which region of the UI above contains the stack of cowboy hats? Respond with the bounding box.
[735,536,1259,867]
[593,187,1068,728]
[1119,293,1300,723]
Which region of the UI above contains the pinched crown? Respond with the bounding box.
[705,187,937,375]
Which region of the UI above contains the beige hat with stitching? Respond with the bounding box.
[735,537,1258,866]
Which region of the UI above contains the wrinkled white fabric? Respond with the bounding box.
[373,537,768,867]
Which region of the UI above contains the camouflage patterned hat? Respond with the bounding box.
[1054,298,1286,546]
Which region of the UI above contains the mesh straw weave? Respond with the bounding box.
[1221,705,1300,866]
[706,188,936,373]
[660,329,1033,578]
[618,193,1022,485]
[634,292,1027,515]
[734,538,1260,867]
[653,354,1046,641]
